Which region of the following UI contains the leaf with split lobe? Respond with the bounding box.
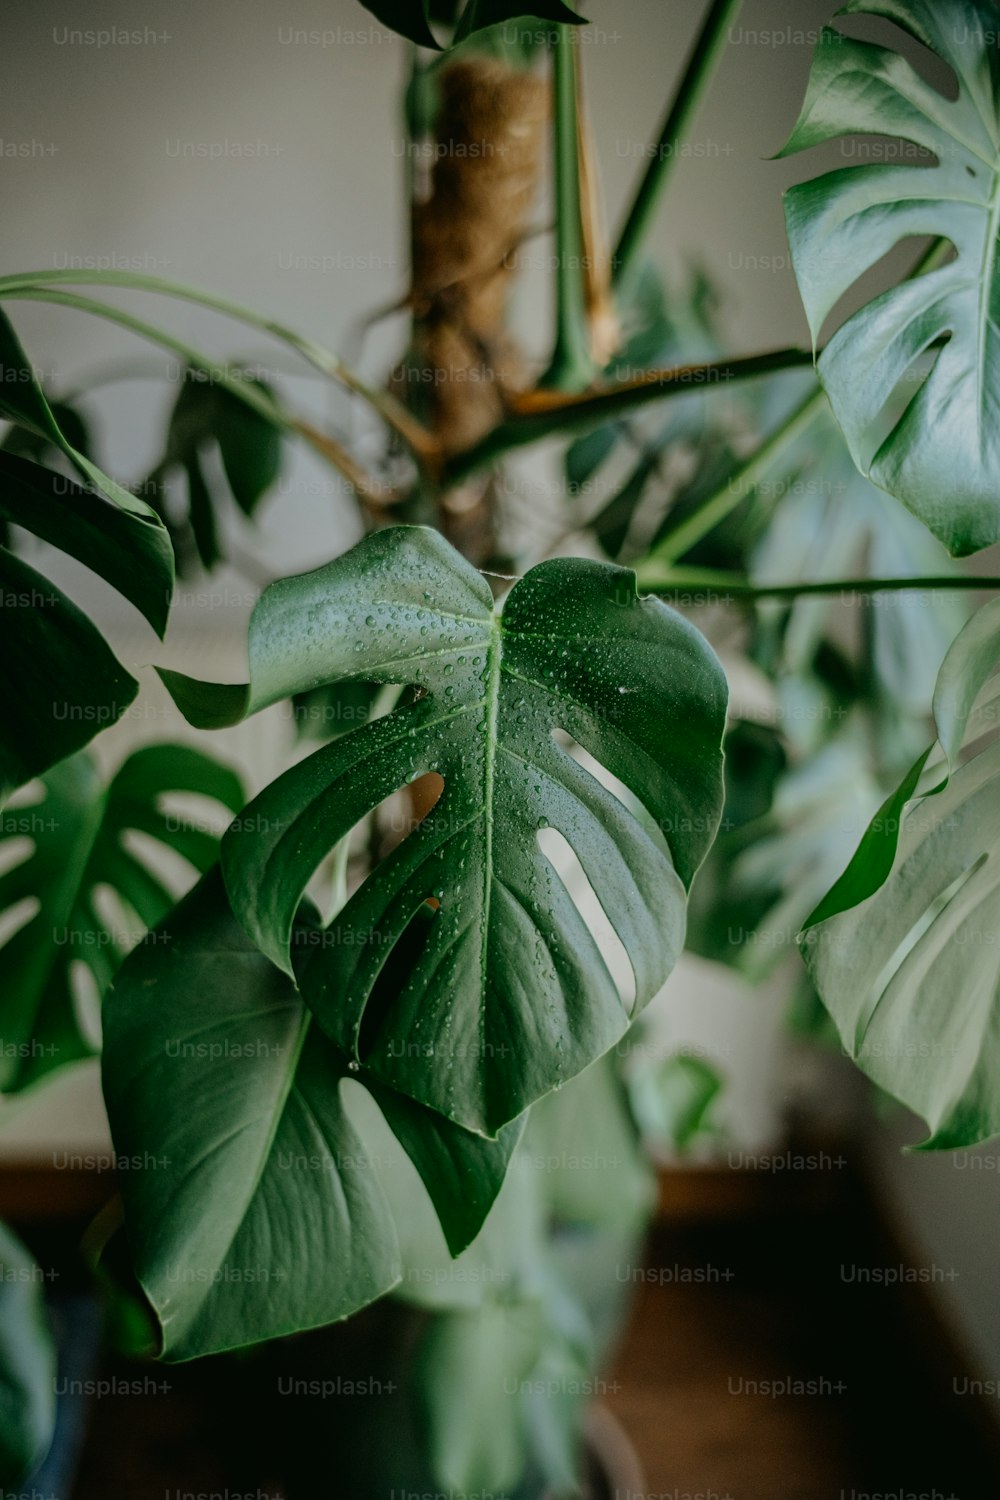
[0,310,173,594]
[102,868,525,1360]
[0,312,174,794]
[0,745,243,1094]
[779,0,1000,554]
[159,525,728,1136]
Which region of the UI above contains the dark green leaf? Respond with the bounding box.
[779,0,1000,554]
[0,308,172,539]
[1,396,91,471]
[158,526,728,1134]
[0,451,173,636]
[0,744,243,1092]
[102,868,523,1359]
[0,549,138,804]
[358,0,442,47]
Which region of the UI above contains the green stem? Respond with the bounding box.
[1,287,389,500]
[444,345,813,482]
[540,28,595,391]
[642,383,827,569]
[612,0,744,293]
[0,287,291,424]
[640,568,1000,600]
[0,268,427,455]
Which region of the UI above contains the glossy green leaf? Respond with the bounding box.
[0,549,138,804]
[159,526,728,1134]
[779,0,1000,554]
[0,451,173,636]
[803,599,1000,1147]
[0,308,172,544]
[0,744,243,1092]
[0,312,175,794]
[0,1221,55,1487]
[102,868,524,1359]
[1,394,92,485]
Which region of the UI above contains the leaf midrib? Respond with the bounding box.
[478,619,503,1068]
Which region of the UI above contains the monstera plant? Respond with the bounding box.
[3,0,1000,1493]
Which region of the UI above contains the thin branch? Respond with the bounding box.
[0,269,436,462]
[539,27,596,391]
[642,570,1000,601]
[612,0,744,292]
[443,346,814,482]
[0,287,391,505]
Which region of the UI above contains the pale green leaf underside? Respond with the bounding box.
[780,0,1000,554]
[804,599,1000,1147]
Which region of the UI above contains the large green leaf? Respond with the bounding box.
[0,451,172,635]
[158,526,728,1134]
[359,0,585,48]
[0,744,243,1093]
[0,549,138,804]
[102,868,522,1360]
[803,598,1000,1147]
[0,1221,55,1487]
[779,0,1000,555]
[0,313,175,793]
[0,309,172,557]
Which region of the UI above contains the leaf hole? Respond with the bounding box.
[815,234,950,350]
[536,824,637,1014]
[0,835,35,883]
[0,895,39,949]
[553,729,671,861]
[70,958,103,1050]
[120,828,194,901]
[832,13,959,100]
